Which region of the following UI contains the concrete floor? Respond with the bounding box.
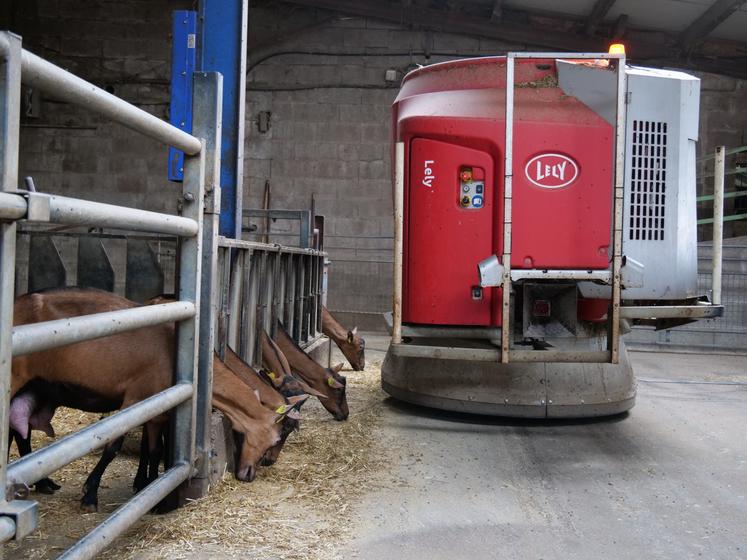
[343,336,747,560]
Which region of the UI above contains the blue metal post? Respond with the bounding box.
[167,11,197,182]
[198,0,247,239]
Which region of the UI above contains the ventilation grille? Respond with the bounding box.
[629,120,667,241]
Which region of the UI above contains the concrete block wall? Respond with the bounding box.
[4,0,188,215]
[696,72,747,239]
[4,1,746,330]
[699,73,747,154]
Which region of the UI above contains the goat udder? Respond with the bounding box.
[9,394,36,439]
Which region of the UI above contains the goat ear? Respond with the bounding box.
[326,375,345,389]
[259,369,282,388]
[274,403,292,414]
[332,362,345,373]
[286,394,309,406]
[274,401,303,423]
[295,378,328,399]
[273,405,294,423]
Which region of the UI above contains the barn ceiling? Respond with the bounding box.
[280,0,747,78]
[468,0,747,42]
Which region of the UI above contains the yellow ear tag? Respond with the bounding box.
[327,377,335,387]
[275,405,289,414]
[268,371,276,380]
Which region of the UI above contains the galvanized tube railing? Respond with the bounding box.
[0,191,25,220]
[7,383,193,488]
[40,193,198,236]
[712,145,725,306]
[170,136,205,478]
[0,33,15,61]
[192,72,223,487]
[0,30,25,542]
[0,34,201,155]
[1,189,198,241]
[219,238,329,255]
[0,517,15,543]
[57,462,191,560]
[11,301,196,357]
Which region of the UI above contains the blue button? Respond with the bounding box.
[472,195,483,207]
[476,184,484,194]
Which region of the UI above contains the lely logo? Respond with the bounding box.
[422,159,435,188]
[524,153,579,189]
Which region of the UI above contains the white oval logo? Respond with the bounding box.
[524,153,579,189]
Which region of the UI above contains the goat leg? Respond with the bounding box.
[81,435,125,512]
[133,422,165,494]
[133,426,149,493]
[13,431,61,494]
[145,422,165,486]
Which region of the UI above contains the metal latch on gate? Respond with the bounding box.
[23,191,51,222]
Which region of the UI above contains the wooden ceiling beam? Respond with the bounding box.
[612,14,629,40]
[284,0,610,53]
[491,0,504,22]
[680,0,747,49]
[279,0,747,78]
[584,0,616,36]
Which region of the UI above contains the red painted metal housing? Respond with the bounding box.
[393,57,614,327]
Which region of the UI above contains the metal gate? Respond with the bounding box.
[0,29,330,558]
[216,239,328,366]
[628,146,747,350]
[0,31,221,558]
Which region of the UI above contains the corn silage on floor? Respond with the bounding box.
[8,359,387,559]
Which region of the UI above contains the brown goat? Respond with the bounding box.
[259,330,326,400]
[11,289,288,509]
[222,348,308,467]
[11,289,175,511]
[224,347,292,412]
[321,306,366,371]
[211,359,290,480]
[273,322,349,421]
[147,295,304,465]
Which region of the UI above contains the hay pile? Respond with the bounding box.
[7,359,387,559]
[515,74,559,88]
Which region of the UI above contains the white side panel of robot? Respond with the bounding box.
[621,67,700,300]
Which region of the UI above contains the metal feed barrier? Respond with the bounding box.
[13,228,179,302]
[216,238,328,367]
[0,31,222,558]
